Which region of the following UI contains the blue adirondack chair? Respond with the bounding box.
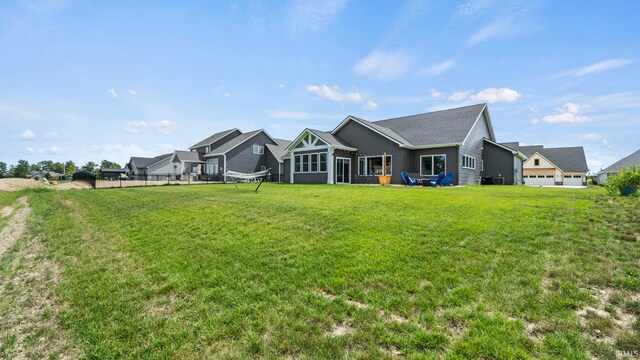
[429,172,445,187]
[441,172,454,186]
[401,171,418,186]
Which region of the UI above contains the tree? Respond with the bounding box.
[51,162,65,174]
[12,160,30,178]
[65,160,77,175]
[100,160,121,170]
[81,161,98,174]
[0,162,7,178]
[29,163,42,172]
[38,160,54,172]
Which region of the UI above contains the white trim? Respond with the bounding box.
[327,148,334,184]
[335,157,351,184]
[285,129,328,152]
[400,143,460,150]
[525,151,562,171]
[419,154,447,176]
[252,144,264,155]
[357,154,392,176]
[331,116,404,146]
[462,155,476,170]
[462,105,496,146]
[293,151,328,174]
[223,154,227,182]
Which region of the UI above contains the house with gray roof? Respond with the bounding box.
[503,142,588,186]
[597,149,640,183]
[283,104,526,185]
[125,153,173,180]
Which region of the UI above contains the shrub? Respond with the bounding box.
[604,166,640,196]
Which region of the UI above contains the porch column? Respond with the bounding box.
[327,147,334,184]
[289,151,294,184]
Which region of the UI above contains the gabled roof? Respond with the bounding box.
[373,104,491,148]
[189,128,239,149]
[130,153,173,169]
[204,129,276,157]
[503,143,544,157]
[265,139,292,163]
[332,116,410,145]
[484,138,527,160]
[284,128,357,153]
[599,149,640,174]
[171,150,204,163]
[534,147,588,172]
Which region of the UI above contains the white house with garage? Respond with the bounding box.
[501,143,588,186]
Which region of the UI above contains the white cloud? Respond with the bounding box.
[223,93,231,97]
[541,102,590,124]
[364,100,379,110]
[129,89,137,96]
[448,91,470,102]
[26,145,63,154]
[466,1,544,45]
[470,87,521,103]
[44,131,59,140]
[279,83,285,88]
[428,89,444,99]
[354,49,415,80]
[288,0,346,35]
[306,84,364,104]
[109,89,117,98]
[574,58,632,76]
[454,0,495,21]
[17,129,36,140]
[124,120,177,134]
[22,0,70,14]
[418,59,455,76]
[267,109,342,120]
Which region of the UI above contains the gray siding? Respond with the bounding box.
[333,149,357,183]
[193,129,242,155]
[333,120,406,184]
[265,148,284,182]
[291,148,329,184]
[482,141,517,185]
[411,147,459,185]
[458,112,491,185]
[283,159,290,183]
[226,132,276,173]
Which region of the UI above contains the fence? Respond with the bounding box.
[94,173,283,189]
[72,171,96,189]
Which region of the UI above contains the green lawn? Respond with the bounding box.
[1,184,639,359]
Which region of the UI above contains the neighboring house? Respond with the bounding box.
[169,150,205,180]
[189,128,290,181]
[597,149,640,183]
[282,104,526,185]
[29,171,63,180]
[99,168,126,180]
[125,153,173,180]
[503,142,588,186]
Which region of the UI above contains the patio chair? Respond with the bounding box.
[441,173,454,186]
[429,172,446,187]
[401,171,418,186]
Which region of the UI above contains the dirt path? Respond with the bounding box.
[0,197,30,257]
[0,196,80,359]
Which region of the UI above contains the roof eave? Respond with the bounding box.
[400,143,461,150]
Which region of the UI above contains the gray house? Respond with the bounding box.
[283,104,525,185]
[189,128,291,181]
[597,149,640,184]
[125,153,173,180]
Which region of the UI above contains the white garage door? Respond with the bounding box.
[525,175,555,186]
[563,176,583,186]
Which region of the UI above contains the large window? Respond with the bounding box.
[462,155,476,170]
[420,155,446,176]
[319,153,327,172]
[253,145,264,155]
[357,155,392,176]
[206,158,219,174]
[294,152,328,173]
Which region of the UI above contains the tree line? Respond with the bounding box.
[0,160,122,178]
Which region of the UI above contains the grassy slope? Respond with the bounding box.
[13,185,640,358]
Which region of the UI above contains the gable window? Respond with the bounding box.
[294,155,301,173]
[420,155,446,176]
[253,145,264,155]
[357,155,392,176]
[534,158,540,166]
[310,153,318,172]
[319,153,327,172]
[462,155,476,170]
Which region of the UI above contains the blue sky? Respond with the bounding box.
[1,0,639,172]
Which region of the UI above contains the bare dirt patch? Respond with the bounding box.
[53,181,92,190]
[0,178,43,192]
[147,293,184,317]
[0,197,30,257]
[328,322,355,337]
[0,206,13,218]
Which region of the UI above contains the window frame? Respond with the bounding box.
[310,153,319,172]
[534,158,540,166]
[462,155,476,170]
[319,152,327,172]
[253,145,264,155]
[419,154,447,176]
[294,155,301,173]
[356,155,392,176]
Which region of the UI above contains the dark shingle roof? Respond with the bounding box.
[600,149,640,173]
[308,129,356,149]
[130,153,173,168]
[538,147,588,172]
[205,130,265,156]
[371,104,487,147]
[189,128,239,149]
[173,150,204,162]
[265,139,292,163]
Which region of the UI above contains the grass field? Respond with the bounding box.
[1,184,639,359]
